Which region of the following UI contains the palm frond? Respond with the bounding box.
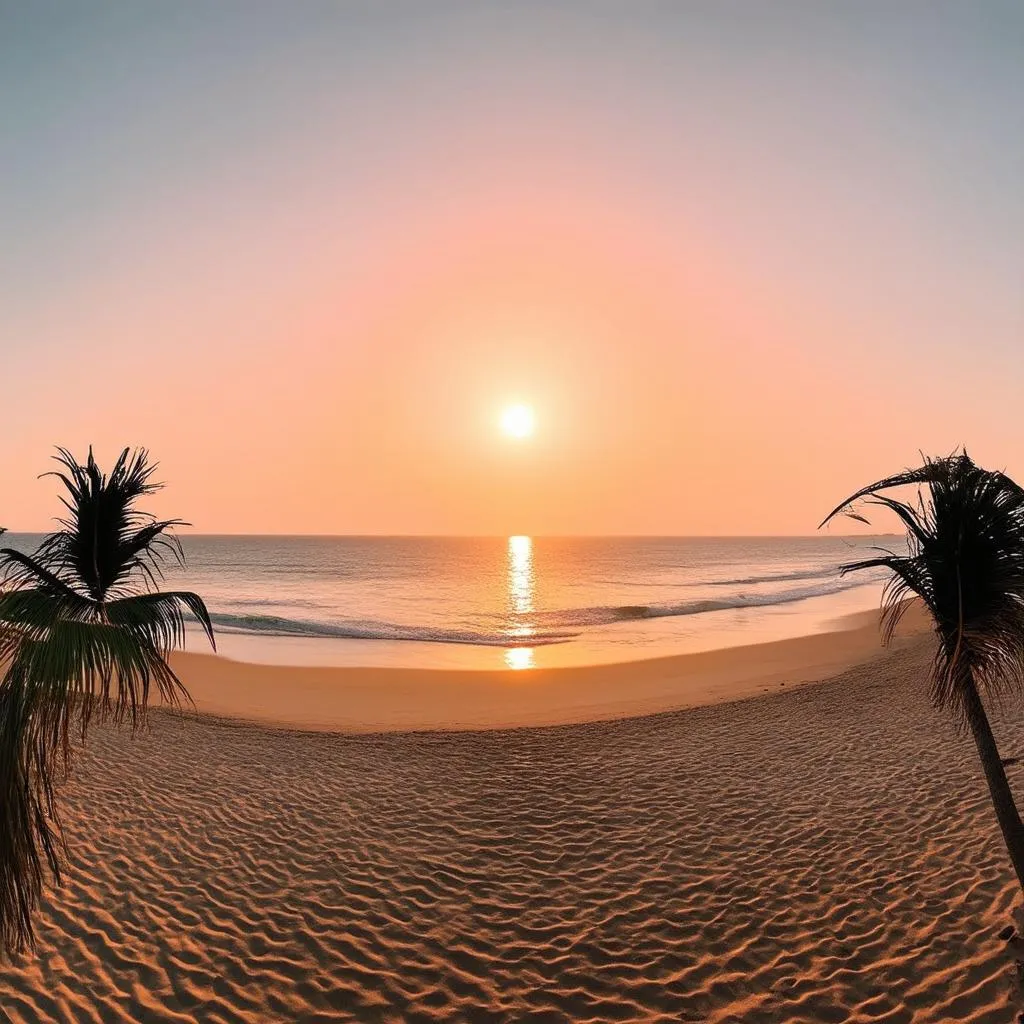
[822,452,1024,728]
[105,591,216,652]
[0,669,64,953]
[0,607,198,949]
[2,616,187,730]
[0,588,96,635]
[0,608,195,952]
[0,446,215,952]
[819,458,955,529]
[0,550,93,607]
[31,447,185,602]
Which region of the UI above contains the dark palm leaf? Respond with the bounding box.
[0,616,188,734]
[25,448,187,601]
[105,591,215,650]
[822,452,1024,723]
[0,551,96,608]
[0,674,64,952]
[0,446,215,952]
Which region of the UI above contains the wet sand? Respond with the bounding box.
[166,607,925,732]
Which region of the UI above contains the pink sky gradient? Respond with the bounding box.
[2,3,1021,535]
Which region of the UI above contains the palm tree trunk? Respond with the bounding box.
[964,673,1024,892]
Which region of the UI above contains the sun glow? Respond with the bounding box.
[499,404,535,439]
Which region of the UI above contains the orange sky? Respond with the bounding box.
[2,4,1021,535]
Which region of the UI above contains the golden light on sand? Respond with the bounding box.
[499,403,535,439]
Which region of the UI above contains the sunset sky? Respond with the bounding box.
[2,2,1021,535]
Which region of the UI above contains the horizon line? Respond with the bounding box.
[0,529,903,540]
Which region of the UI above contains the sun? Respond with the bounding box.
[499,404,535,439]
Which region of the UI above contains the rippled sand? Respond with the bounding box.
[0,636,1021,1022]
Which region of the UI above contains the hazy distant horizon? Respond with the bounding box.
[0,529,904,541]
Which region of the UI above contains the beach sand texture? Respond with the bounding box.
[1,627,1023,1021]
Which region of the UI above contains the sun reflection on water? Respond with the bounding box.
[505,535,535,669]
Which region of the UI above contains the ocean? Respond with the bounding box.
[1,534,900,669]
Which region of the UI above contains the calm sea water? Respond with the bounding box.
[2,534,899,669]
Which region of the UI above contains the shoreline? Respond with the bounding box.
[167,603,931,733]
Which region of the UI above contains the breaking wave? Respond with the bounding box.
[204,573,880,648]
[207,613,578,647]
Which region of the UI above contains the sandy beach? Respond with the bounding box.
[0,612,1022,1022]
[166,607,925,732]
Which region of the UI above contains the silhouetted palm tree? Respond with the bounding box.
[0,448,214,951]
[823,453,1024,891]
